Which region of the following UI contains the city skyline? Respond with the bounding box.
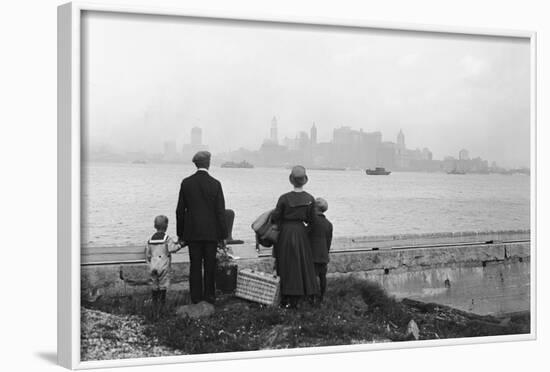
[89,121,526,173]
[87,115,530,169]
[82,12,530,168]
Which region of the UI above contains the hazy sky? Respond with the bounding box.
[82,11,531,167]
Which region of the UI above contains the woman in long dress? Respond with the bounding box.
[272,165,320,308]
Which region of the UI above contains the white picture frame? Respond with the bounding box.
[58,1,537,369]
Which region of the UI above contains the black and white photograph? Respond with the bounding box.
[76,8,533,364]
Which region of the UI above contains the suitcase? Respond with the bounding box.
[235,269,280,306]
[215,263,238,293]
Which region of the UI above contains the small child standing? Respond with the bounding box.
[145,215,181,318]
[309,197,333,303]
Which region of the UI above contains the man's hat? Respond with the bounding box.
[289,165,308,187]
[192,151,211,167]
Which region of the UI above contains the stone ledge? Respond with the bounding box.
[505,244,531,259]
[81,242,529,300]
[82,230,530,264]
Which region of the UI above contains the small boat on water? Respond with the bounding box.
[221,160,254,169]
[447,169,466,175]
[365,167,391,175]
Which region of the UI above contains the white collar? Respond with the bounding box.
[293,187,304,192]
[197,168,209,173]
[149,233,168,244]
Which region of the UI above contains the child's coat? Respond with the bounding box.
[145,232,180,290]
[309,213,333,264]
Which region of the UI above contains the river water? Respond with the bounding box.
[82,163,530,248]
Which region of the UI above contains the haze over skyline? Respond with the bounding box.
[82,11,531,168]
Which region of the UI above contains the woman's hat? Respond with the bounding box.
[289,165,308,187]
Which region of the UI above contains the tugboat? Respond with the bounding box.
[365,167,391,175]
[221,160,254,169]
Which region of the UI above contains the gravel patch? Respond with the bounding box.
[81,307,184,361]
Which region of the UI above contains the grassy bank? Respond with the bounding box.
[82,277,529,360]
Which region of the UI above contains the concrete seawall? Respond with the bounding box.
[81,231,530,316]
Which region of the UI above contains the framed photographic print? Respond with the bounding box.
[58,1,537,369]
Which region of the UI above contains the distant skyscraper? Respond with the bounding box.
[310,123,317,145]
[182,127,208,161]
[191,127,202,146]
[422,148,433,161]
[397,129,405,149]
[270,116,278,144]
[298,131,310,150]
[333,126,353,145]
[283,136,298,150]
[459,149,470,160]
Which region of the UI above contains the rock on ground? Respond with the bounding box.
[80,307,181,361]
[175,301,215,319]
[406,319,420,340]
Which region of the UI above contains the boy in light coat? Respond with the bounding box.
[145,215,181,318]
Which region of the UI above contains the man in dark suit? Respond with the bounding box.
[176,151,228,304]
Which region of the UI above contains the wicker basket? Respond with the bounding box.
[235,269,280,306]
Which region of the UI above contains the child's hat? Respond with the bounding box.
[315,197,328,212]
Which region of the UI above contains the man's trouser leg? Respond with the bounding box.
[203,241,218,304]
[188,242,204,303]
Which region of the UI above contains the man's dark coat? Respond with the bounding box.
[176,170,228,242]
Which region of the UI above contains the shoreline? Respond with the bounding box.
[85,161,531,174]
